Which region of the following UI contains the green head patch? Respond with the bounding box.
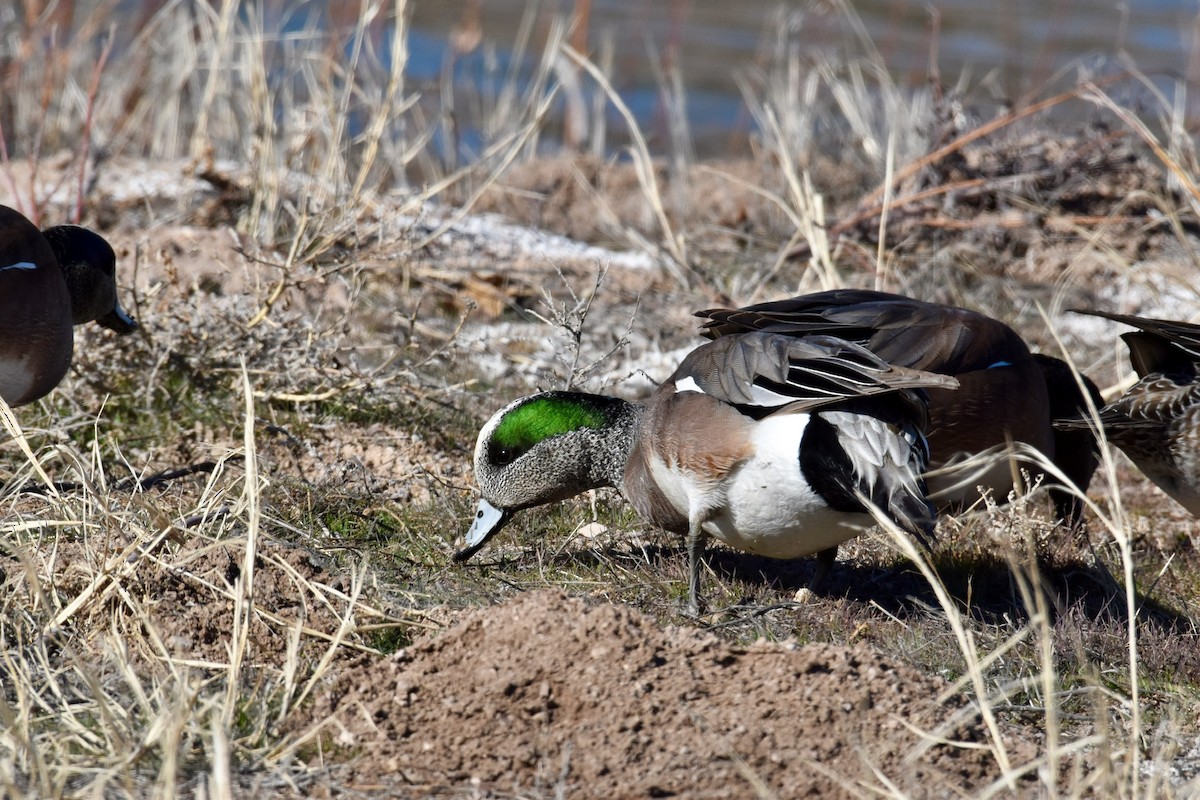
[487,392,618,467]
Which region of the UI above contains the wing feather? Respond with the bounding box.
[669,331,958,413]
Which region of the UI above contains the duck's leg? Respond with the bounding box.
[808,545,838,592]
[793,545,838,604]
[685,521,708,617]
[1049,484,1090,534]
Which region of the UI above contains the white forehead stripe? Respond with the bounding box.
[0,261,37,272]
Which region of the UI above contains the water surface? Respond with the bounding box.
[409,0,1200,155]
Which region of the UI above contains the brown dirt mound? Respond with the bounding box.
[297,589,1026,798]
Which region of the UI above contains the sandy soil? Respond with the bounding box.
[291,589,1027,798]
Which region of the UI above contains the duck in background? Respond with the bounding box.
[1057,310,1200,516]
[458,328,956,614]
[0,205,138,408]
[696,289,1104,526]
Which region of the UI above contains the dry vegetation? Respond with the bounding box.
[2,0,1200,797]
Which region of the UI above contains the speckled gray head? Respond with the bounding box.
[456,391,642,562]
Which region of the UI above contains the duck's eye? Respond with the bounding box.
[487,441,524,468]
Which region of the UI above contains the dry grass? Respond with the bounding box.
[2,0,1200,797]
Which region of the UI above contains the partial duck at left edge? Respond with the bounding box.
[0,204,137,407]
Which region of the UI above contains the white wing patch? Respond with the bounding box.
[0,261,37,272]
[674,374,810,407]
[745,383,800,407]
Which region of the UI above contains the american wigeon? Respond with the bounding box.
[1057,310,1200,516]
[0,205,137,407]
[696,289,1103,524]
[458,329,957,613]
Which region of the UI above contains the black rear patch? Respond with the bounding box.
[798,414,862,513]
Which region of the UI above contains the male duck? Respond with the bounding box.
[459,329,957,613]
[0,205,137,407]
[1056,310,1200,516]
[695,289,1104,524]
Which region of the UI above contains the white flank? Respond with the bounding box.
[709,414,866,557]
[674,375,702,394]
[649,413,866,559]
[0,261,37,272]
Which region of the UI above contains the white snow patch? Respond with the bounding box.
[1052,267,1200,347]
[395,203,658,272]
[1139,732,1200,787]
[459,315,695,397]
[98,160,240,203]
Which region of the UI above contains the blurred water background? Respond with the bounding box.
[402,1,1200,156]
[5,0,1199,163]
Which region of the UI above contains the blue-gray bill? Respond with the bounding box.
[98,302,138,334]
[454,499,512,561]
